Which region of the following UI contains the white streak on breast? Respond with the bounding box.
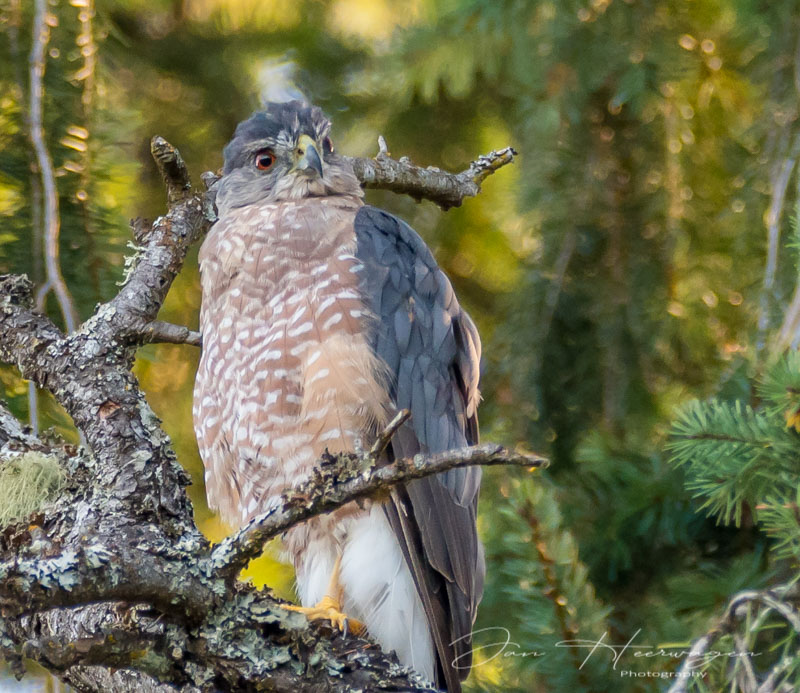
[290,342,312,356]
[313,274,340,291]
[306,368,330,385]
[289,304,308,326]
[255,349,282,364]
[315,296,336,315]
[251,432,270,448]
[319,428,343,442]
[238,401,260,416]
[286,292,304,305]
[288,321,313,337]
[322,313,342,330]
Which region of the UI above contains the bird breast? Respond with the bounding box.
[194,196,391,527]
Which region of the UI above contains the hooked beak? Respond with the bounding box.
[293,134,324,178]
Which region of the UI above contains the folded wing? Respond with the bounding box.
[353,206,484,692]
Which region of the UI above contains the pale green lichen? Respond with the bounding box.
[117,240,145,287]
[0,451,65,526]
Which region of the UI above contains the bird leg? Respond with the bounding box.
[284,554,366,637]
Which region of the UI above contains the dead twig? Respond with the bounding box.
[369,409,412,459]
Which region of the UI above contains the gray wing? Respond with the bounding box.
[354,206,484,692]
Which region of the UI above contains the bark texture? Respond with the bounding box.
[0,138,533,692]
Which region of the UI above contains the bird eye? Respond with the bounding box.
[323,136,334,154]
[255,149,275,170]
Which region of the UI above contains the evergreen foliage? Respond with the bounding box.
[474,472,611,692]
[663,349,800,690]
[670,398,798,526]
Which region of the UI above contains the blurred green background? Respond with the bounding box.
[3,0,800,691]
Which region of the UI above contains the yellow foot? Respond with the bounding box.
[284,595,366,637]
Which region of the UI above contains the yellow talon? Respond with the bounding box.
[284,596,366,637]
[283,554,366,637]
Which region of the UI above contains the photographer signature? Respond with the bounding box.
[451,627,760,671]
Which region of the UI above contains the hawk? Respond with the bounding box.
[193,100,483,691]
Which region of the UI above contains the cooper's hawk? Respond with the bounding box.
[193,100,483,691]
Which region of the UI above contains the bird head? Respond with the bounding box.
[215,100,362,212]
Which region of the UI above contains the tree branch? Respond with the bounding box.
[773,134,800,355]
[151,135,193,205]
[139,320,202,347]
[0,135,524,692]
[211,443,548,580]
[346,140,517,210]
[0,399,42,449]
[369,408,411,458]
[7,602,176,676]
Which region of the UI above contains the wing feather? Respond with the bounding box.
[353,206,483,692]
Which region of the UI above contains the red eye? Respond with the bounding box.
[323,136,334,154]
[255,149,275,170]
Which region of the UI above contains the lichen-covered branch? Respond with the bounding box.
[346,139,517,210]
[0,259,436,692]
[139,320,202,347]
[0,136,529,692]
[212,443,548,580]
[0,399,42,449]
[7,602,176,676]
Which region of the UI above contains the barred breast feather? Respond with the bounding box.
[193,194,389,526]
